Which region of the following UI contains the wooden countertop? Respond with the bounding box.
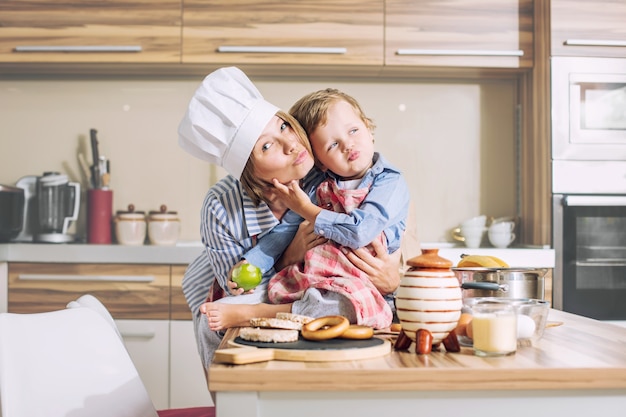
[209,309,626,392]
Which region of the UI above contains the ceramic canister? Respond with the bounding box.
[396,249,463,345]
[147,205,180,246]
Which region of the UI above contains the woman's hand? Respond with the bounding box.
[226,260,255,296]
[342,238,402,296]
[276,220,327,270]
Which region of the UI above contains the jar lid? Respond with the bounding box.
[148,204,179,220]
[116,204,145,220]
[406,248,453,269]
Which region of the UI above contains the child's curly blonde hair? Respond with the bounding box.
[289,88,375,168]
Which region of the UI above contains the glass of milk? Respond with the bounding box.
[471,302,517,357]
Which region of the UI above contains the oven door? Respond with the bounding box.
[552,57,626,161]
[553,195,626,320]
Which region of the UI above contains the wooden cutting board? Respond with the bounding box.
[214,336,391,365]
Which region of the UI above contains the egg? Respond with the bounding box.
[455,313,473,337]
[466,319,474,340]
[517,314,536,339]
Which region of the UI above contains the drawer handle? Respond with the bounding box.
[121,331,156,340]
[217,46,347,54]
[396,49,524,57]
[18,274,155,283]
[14,45,142,53]
[564,39,626,47]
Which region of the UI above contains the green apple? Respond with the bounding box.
[231,263,262,291]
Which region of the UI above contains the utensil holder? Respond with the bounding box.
[87,189,113,244]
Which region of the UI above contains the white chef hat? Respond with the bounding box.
[178,67,279,179]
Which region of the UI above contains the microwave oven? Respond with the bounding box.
[552,56,626,162]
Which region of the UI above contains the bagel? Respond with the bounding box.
[340,325,374,340]
[301,315,350,341]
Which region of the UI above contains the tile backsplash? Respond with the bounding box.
[0,75,517,246]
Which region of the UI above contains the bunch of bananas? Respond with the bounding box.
[457,254,509,268]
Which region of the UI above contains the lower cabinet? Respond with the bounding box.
[6,262,212,409]
[117,319,171,410]
[170,320,214,408]
[118,319,213,409]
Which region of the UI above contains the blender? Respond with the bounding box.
[34,172,80,243]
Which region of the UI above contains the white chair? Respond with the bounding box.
[0,295,214,417]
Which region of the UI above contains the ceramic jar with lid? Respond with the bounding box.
[114,204,146,246]
[147,205,180,246]
[395,248,463,353]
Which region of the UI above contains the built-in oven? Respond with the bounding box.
[552,56,626,323]
[552,195,626,321]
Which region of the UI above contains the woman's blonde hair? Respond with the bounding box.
[240,110,311,206]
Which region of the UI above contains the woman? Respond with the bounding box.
[178,67,401,368]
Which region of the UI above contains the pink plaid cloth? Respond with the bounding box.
[268,179,392,329]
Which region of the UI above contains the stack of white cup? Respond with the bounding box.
[488,220,516,248]
[453,215,487,248]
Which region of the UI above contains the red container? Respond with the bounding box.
[87,189,113,244]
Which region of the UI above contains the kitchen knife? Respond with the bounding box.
[90,129,101,188]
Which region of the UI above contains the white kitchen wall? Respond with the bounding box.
[0,75,516,246]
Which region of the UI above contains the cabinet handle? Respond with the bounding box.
[14,45,142,53]
[396,49,524,57]
[120,331,157,340]
[565,196,626,207]
[217,46,347,54]
[564,39,626,47]
[576,261,626,267]
[18,274,155,283]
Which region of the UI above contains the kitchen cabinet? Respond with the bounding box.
[7,263,171,318]
[551,0,626,58]
[385,0,534,69]
[0,0,181,64]
[6,262,212,409]
[181,0,383,67]
[117,319,171,410]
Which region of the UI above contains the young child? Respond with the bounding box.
[267,88,410,329]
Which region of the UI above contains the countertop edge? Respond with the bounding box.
[0,244,555,267]
[0,243,204,265]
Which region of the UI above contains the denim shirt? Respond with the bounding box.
[245,152,410,272]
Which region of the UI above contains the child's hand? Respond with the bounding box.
[271,179,311,214]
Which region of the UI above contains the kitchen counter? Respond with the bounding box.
[422,244,555,268]
[0,243,554,267]
[0,242,203,265]
[209,309,626,417]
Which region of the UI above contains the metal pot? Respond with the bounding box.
[0,184,25,242]
[452,267,547,300]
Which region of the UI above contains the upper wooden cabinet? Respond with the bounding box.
[385,0,534,68]
[551,0,626,58]
[0,0,181,64]
[181,0,384,66]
